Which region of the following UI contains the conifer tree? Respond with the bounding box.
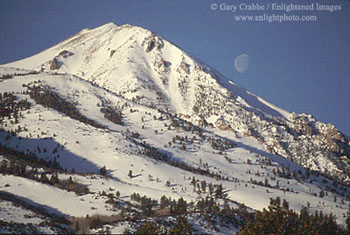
[160,195,169,209]
[239,197,341,234]
[49,173,59,185]
[170,216,192,234]
[346,205,350,233]
[67,176,74,185]
[40,173,49,184]
[99,166,107,176]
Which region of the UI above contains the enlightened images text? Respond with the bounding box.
[218,3,342,13]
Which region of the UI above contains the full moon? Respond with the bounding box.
[234,54,250,73]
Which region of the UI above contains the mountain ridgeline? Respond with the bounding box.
[5,22,348,183]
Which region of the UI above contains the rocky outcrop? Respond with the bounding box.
[50,57,59,70]
[291,114,314,136]
[179,61,190,74]
[144,34,164,52]
[155,58,170,72]
[110,50,116,57]
[217,123,231,131]
[50,50,73,70]
[58,50,73,58]
[146,40,155,52]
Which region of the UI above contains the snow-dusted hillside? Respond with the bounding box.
[1,22,350,233]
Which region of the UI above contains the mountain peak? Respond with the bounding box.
[1,22,350,232]
[1,22,349,183]
[102,22,119,28]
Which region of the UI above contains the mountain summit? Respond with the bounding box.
[5,22,289,117]
[1,22,349,233]
[5,22,349,182]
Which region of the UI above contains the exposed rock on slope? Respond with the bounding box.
[3,22,350,182]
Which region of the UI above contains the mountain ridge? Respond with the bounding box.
[2,22,350,182]
[4,22,288,115]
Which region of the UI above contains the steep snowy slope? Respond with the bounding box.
[0,66,348,233]
[4,22,350,183]
[4,23,289,118]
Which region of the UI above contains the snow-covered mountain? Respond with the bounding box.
[4,23,290,117]
[1,22,349,233]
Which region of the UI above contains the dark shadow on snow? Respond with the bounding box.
[130,173,142,179]
[0,190,69,219]
[212,70,287,119]
[235,141,304,172]
[0,131,100,174]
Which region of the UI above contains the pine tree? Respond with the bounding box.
[319,189,325,198]
[346,205,350,233]
[215,184,223,198]
[191,176,196,186]
[135,221,162,234]
[160,195,169,209]
[208,183,213,195]
[175,197,187,215]
[40,173,49,184]
[165,180,171,187]
[49,173,59,185]
[75,221,80,232]
[67,176,74,185]
[0,160,8,173]
[170,216,192,234]
[201,180,207,193]
[239,197,341,234]
[99,166,107,176]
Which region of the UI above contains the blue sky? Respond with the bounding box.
[0,0,349,135]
